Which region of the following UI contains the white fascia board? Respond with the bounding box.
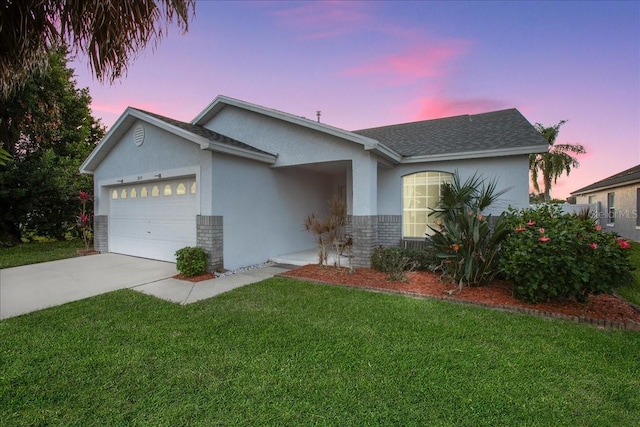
[365,142,402,163]
[202,141,277,164]
[571,179,640,196]
[147,115,276,164]
[401,144,549,164]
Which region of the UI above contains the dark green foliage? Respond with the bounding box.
[400,247,438,270]
[370,246,416,281]
[371,246,437,274]
[501,204,635,303]
[0,48,103,244]
[370,245,438,281]
[429,172,510,288]
[175,246,208,277]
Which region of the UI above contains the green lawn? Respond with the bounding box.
[1,279,639,426]
[0,239,84,269]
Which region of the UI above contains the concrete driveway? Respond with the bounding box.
[0,253,177,320]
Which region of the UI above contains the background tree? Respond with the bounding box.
[529,120,586,202]
[0,0,195,97]
[0,48,104,245]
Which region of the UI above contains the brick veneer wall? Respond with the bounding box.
[377,215,402,247]
[93,215,108,253]
[196,215,223,272]
[350,215,378,267]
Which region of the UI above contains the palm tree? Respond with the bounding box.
[0,0,195,97]
[529,120,585,202]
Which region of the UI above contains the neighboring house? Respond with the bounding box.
[571,164,640,242]
[80,95,548,270]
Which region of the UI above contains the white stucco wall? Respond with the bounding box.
[92,120,213,216]
[203,107,366,166]
[211,153,334,270]
[377,155,531,216]
[204,107,379,216]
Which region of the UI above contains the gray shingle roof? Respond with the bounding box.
[353,108,546,157]
[132,108,276,157]
[571,164,640,194]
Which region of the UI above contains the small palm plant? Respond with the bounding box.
[429,172,510,289]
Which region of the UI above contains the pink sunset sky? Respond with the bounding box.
[71,1,639,200]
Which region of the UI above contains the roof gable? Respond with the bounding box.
[571,164,640,195]
[353,109,548,160]
[191,95,401,163]
[80,107,277,173]
[134,109,276,157]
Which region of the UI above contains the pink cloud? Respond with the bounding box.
[344,41,469,86]
[407,96,507,121]
[270,1,373,39]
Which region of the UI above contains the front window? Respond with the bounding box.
[403,171,452,238]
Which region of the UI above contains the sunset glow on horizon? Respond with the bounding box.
[71,1,639,200]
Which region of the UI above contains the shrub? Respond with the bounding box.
[500,204,634,303]
[429,172,510,289]
[401,247,438,271]
[175,246,208,277]
[304,197,347,268]
[370,246,418,282]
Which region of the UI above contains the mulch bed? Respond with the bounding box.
[172,273,216,282]
[281,264,640,330]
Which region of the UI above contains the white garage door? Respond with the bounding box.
[109,178,197,262]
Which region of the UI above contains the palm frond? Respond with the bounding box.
[0,0,196,97]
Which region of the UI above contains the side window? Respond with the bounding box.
[636,188,640,227]
[140,187,148,198]
[607,192,615,224]
[163,184,173,196]
[112,190,118,199]
[120,189,127,199]
[130,188,137,198]
[151,186,160,197]
[190,182,197,194]
[176,183,187,195]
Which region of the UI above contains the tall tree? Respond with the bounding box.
[529,120,586,202]
[0,48,104,245]
[0,0,195,97]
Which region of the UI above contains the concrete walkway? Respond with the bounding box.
[134,265,295,305]
[0,254,294,320]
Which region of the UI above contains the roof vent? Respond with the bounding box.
[133,125,145,146]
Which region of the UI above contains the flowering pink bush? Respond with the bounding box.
[617,238,632,249]
[77,191,93,251]
[501,204,634,303]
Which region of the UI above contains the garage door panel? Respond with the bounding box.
[109,178,197,262]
